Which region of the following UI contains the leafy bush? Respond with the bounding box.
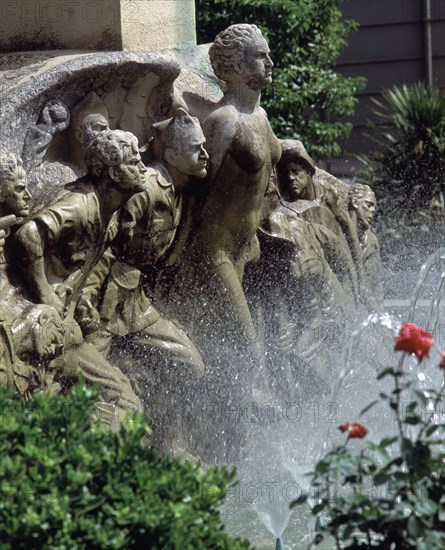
[358,82,445,222]
[0,383,250,549]
[295,323,445,549]
[196,0,366,159]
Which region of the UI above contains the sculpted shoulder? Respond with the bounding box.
[203,105,239,143]
[205,104,239,124]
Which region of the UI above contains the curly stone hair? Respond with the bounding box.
[0,152,24,185]
[209,24,264,82]
[85,129,138,179]
[348,183,375,207]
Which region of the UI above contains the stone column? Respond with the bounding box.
[0,0,196,52]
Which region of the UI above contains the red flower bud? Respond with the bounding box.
[338,421,368,438]
[394,322,435,363]
[349,422,368,439]
[438,351,445,369]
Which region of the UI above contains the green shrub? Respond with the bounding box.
[294,323,445,549]
[196,0,366,159]
[0,383,250,549]
[358,82,445,221]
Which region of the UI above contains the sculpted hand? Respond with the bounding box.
[75,295,101,336]
[40,290,66,317]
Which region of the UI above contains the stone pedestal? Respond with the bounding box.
[0,0,196,52]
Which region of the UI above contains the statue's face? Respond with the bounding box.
[168,132,209,179]
[0,169,31,217]
[238,35,273,90]
[355,192,376,229]
[111,142,147,192]
[285,162,313,201]
[86,115,109,135]
[76,114,109,147]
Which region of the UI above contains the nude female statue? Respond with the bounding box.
[166,24,281,462]
[184,24,281,362]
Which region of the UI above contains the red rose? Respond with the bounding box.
[438,351,445,369]
[339,421,368,439]
[394,322,435,363]
[349,422,368,439]
[339,422,351,433]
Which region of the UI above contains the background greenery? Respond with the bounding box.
[358,82,445,219]
[196,0,366,159]
[0,384,251,549]
[357,82,445,269]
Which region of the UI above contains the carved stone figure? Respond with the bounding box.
[0,152,32,219]
[13,131,146,427]
[278,140,362,303]
[15,129,146,315]
[23,99,71,169]
[0,304,65,399]
[69,92,111,171]
[248,144,351,404]
[198,23,281,343]
[180,24,280,353]
[167,24,281,462]
[76,108,208,451]
[348,183,384,311]
[0,152,33,313]
[0,152,65,398]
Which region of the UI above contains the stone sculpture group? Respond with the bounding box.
[0,24,383,461]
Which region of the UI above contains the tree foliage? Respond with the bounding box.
[0,383,251,549]
[196,0,366,159]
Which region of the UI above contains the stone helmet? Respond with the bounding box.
[279,139,316,176]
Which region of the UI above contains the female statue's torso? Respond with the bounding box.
[199,105,281,265]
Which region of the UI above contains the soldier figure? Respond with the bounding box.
[0,152,64,399]
[14,131,147,427]
[76,109,209,451]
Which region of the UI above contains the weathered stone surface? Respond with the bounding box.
[0,46,221,205]
[121,0,197,51]
[0,25,386,458]
[0,50,181,198]
[0,0,196,52]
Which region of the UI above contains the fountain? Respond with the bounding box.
[218,247,445,548]
[1,3,444,548]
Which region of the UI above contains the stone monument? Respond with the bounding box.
[0,0,196,52]
[0,0,384,459]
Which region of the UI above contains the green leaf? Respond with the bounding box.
[291,493,308,507]
[312,502,326,515]
[407,515,421,538]
[373,473,390,486]
[360,400,380,416]
[380,436,398,448]
[377,367,398,380]
[404,415,421,425]
[426,425,439,436]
